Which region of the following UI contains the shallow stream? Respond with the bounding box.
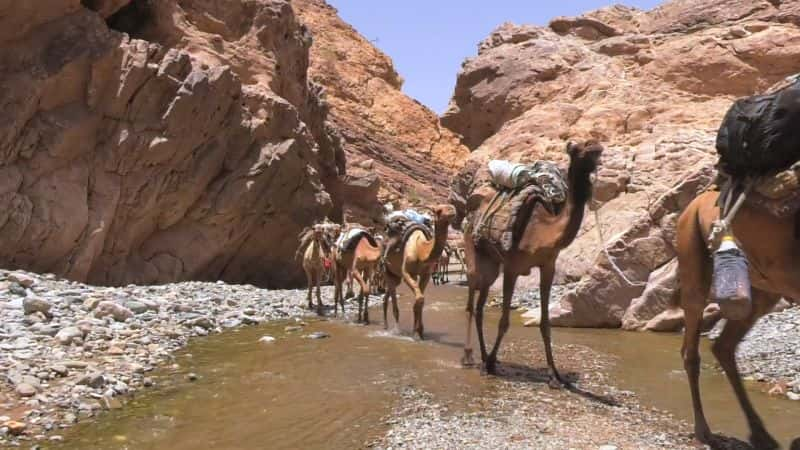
[57,285,798,449]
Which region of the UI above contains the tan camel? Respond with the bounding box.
[333,229,383,323]
[677,190,800,449]
[459,141,603,380]
[382,205,456,339]
[300,226,331,315]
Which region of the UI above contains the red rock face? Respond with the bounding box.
[0,0,344,287]
[293,0,470,225]
[443,0,800,328]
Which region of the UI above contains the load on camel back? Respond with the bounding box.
[674,74,800,450]
[450,158,569,254]
[706,74,800,320]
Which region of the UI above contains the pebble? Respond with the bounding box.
[187,373,198,382]
[4,421,27,435]
[55,327,83,346]
[788,392,800,401]
[16,383,37,397]
[259,336,276,343]
[22,298,52,316]
[93,302,134,322]
[8,272,36,288]
[305,332,330,340]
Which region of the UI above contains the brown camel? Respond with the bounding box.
[382,205,456,339]
[333,229,383,323]
[300,226,331,315]
[677,190,800,449]
[460,141,603,380]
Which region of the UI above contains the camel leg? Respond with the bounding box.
[475,286,490,373]
[461,284,477,367]
[391,284,400,334]
[682,301,711,443]
[485,272,516,374]
[333,268,339,316]
[677,201,714,444]
[416,273,431,339]
[352,269,369,324]
[401,270,426,340]
[346,275,355,299]
[309,272,322,316]
[382,289,390,330]
[315,269,324,315]
[335,266,346,317]
[383,273,401,332]
[305,270,313,310]
[539,262,564,386]
[712,289,780,450]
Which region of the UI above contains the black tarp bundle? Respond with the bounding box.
[717,78,800,177]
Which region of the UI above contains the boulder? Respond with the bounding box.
[622,259,679,331]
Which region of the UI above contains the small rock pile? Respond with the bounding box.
[0,269,327,444]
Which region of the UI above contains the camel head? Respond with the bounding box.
[566,140,604,174]
[431,204,457,226]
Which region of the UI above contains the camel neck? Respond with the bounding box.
[559,162,593,248]
[424,220,449,261]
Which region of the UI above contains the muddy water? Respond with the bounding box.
[59,285,798,449]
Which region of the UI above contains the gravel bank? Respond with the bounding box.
[711,305,800,401]
[378,339,697,450]
[0,269,331,445]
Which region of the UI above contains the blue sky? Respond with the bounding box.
[328,0,664,113]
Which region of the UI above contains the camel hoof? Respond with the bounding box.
[750,432,779,450]
[693,425,713,445]
[480,361,497,376]
[460,354,476,368]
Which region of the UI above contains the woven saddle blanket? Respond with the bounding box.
[465,160,568,253]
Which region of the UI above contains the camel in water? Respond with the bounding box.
[299,225,333,315]
[677,190,800,449]
[333,228,383,323]
[459,141,603,381]
[382,205,456,339]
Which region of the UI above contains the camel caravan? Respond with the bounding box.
[295,77,800,448]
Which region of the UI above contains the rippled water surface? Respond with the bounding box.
[57,285,798,449]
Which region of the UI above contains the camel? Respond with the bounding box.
[676,190,800,449]
[332,229,383,323]
[300,225,331,315]
[432,244,452,285]
[459,141,603,380]
[382,205,456,339]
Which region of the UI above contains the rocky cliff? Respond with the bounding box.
[444,0,800,329]
[0,0,346,287]
[293,0,469,223]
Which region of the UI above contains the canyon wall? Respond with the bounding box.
[293,0,469,224]
[444,0,800,328]
[0,0,345,287]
